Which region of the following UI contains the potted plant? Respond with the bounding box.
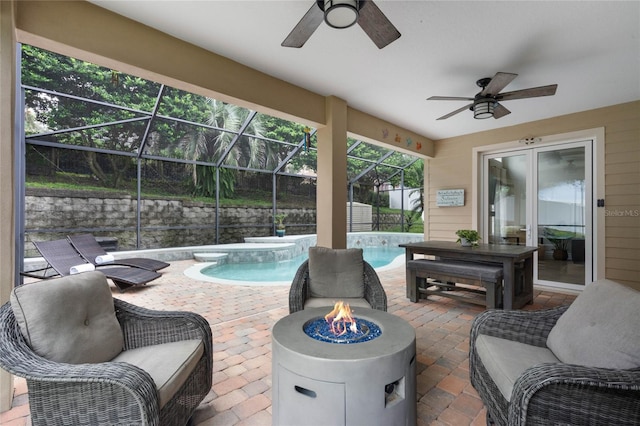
[274,213,286,237]
[456,229,481,247]
[544,232,570,260]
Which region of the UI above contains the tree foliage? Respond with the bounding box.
[405,160,424,214]
[22,44,420,202]
[22,45,160,187]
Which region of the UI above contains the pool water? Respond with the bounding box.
[201,246,404,283]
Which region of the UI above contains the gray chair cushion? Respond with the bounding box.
[476,334,560,401]
[547,278,640,369]
[112,339,204,408]
[308,247,364,299]
[10,271,124,364]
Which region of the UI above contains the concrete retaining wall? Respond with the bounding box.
[24,188,405,257]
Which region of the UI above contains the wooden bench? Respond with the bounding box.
[407,259,504,308]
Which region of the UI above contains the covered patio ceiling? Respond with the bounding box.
[88,1,640,141]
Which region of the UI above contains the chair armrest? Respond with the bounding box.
[289,260,310,313]
[0,303,160,425]
[509,363,640,426]
[363,261,387,311]
[36,362,159,425]
[114,299,212,354]
[470,306,569,349]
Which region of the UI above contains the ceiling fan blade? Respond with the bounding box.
[492,103,511,119]
[281,3,324,48]
[428,96,475,101]
[480,72,518,96]
[436,104,473,120]
[497,84,558,101]
[357,1,401,49]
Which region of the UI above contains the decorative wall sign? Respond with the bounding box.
[436,189,464,207]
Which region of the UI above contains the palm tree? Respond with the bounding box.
[407,160,424,216]
[181,98,271,197]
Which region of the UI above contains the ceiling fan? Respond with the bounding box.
[427,72,558,120]
[282,0,401,49]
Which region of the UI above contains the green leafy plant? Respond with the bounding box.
[403,210,423,232]
[455,229,481,246]
[547,236,570,251]
[274,213,286,230]
[543,228,572,260]
[543,228,572,250]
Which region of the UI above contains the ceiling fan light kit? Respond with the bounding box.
[324,0,359,29]
[473,100,495,119]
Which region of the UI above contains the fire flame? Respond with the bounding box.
[324,301,359,336]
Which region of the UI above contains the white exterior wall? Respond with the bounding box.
[388,188,421,211]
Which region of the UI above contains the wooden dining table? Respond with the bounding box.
[399,240,537,310]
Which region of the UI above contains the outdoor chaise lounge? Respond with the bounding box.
[30,239,161,292]
[470,278,640,425]
[68,233,169,271]
[289,246,387,313]
[0,271,212,425]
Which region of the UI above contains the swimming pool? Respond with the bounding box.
[185,246,406,286]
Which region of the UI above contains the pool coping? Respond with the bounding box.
[184,262,292,286]
[186,232,421,286]
[184,251,408,287]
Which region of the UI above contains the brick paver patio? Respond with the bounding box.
[1,259,577,426]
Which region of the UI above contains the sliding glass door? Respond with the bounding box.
[535,144,591,286]
[486,153,529,247]
[483,140,592,289]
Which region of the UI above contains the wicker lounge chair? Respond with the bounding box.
[68,233,169,271]
[30,239,160,292]
[470,278,640,425]
[0,272,212,425]
[289,246,387,313]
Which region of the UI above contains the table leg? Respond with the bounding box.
[523,254,534,305]
[405,249,414,298]
[408,269,418,302]
[502,259,515,310]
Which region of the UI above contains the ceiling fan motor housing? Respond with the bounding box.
[476,77,492,88]
[321,0,361,29]
[283,0,399,49]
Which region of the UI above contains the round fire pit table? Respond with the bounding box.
[272,307,416,426]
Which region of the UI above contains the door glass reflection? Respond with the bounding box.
[487,155,527,246]
[537,147,586,285]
